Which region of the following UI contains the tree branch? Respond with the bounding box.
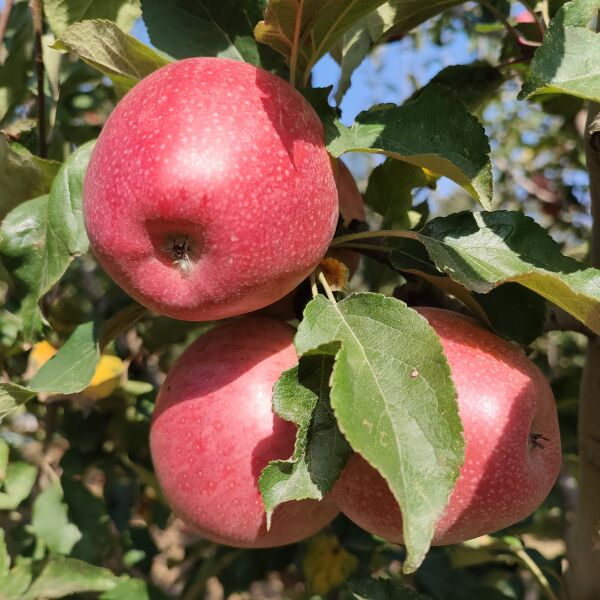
[0,0,14,47]
[29,0,46,158]
[480,0,541,48]
[565,44,600,600]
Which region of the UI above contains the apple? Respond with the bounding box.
[331,307,561,545]
[150,316,339,548]
[258,160,365,319]
[329,159,366,276]
[84,57,339,321]
[515,10,535,24]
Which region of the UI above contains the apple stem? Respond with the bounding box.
[330,229,418,248]
[318,271,337,305]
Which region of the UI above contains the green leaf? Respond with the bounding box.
[0,438,8,482]
[0,310,23,351]
[295,294,463,572]
[0,305,143,420]
[473,284,547,345]
[0,137,60,218]
[259,354,351,525]
[255,0,387,85]
[54,20,171,95]
[0,141,94,340]
[389,240,547,344]
[0,528,9,578]
[349,577,432,599]
[29,322,99,394]
[364,160,428,229]
[520,0,600,102]
[0,557,33,599]
[44,0,141,37]
[32,484,82,555]
[334,0,464,102]
[421,62,504,112]
[0,384,36,422]
[412,211,600,336]
[0,195,49,338]
[141,0,286,74]
[0,461,38,510]
[22,556,118,599]
[100,578,168,600]
[327,86,493,209]
[63,478,113,564]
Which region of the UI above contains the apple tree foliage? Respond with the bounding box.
[0,0,598,598]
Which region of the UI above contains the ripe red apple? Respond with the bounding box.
[329,160,366,276]
[150,316,339,548]
[258,160,365,319]
[515,10,535,24]
[332,307,561,545]
[84,58,338,321]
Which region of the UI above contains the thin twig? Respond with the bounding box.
[497,55,532,70]
[480,0,541,48]
[0,0,14,47]
[514,547,559,600]
[541,0,551,27]
[29,0,46,158]
[521,2,546,38]
[289,0,304,87]
[330,229,418,248]
[336,242,394,254]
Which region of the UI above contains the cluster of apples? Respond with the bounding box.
[83,58,561,549]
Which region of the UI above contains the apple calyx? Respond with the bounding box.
[529,432,551,449]
[164,234,194,277]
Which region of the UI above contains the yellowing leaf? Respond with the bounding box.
[320,257,350,292]
[303,534,358,594]
[27,342,123,401]
[26,341,58,378]
[84,355,125,401]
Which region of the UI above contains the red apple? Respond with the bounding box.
[84,58,338,321]
[258,160,365,319]
[337,160,366,227]
[150,316,339,548]
[515,10,535,24]
[329,160,366,276]
[332,307,561,545]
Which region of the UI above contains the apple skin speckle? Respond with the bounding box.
[331,307,561,546]
[84,57,339,321]
[150,317,339,548]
